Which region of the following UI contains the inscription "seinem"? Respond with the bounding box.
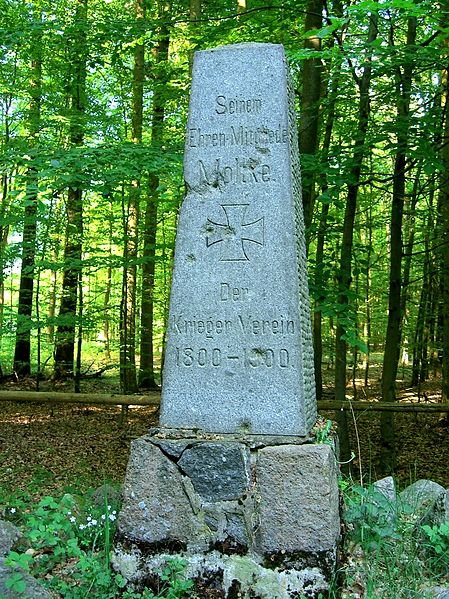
[215,95,262,115]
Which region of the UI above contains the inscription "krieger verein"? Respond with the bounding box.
[188,125,288,149]
[170,315,295,338]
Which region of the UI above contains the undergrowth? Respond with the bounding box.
[0,477,448,598]
[340,478,449,598]
[0,485,193,598]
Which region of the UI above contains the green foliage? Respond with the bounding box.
[342,479,448,598]
[421,522,449,575]
[0,483,194,599]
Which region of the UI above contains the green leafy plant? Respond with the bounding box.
[421,522,449,574]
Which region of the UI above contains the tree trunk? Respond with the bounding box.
[299,0,323,233]
[439,58,449,400]
[312,10,343,400]
[334,11,378,465]
[54,0,87,379]
[380,16,416,474]
[138,6,170,390]
[13,24,42,377]
[120,0,145,394]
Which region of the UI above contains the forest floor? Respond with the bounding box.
[0,367,448,499]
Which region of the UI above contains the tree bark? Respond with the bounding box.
[120,0,145,394]
[380,16,417,474]
[299,0,323,233]
[54,0,87,379]
[334,11,378,464]
[138,5,170,390]
[439,43,449,401]
[13,19,42,377]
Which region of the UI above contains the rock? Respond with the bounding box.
[399,480,446,516]
[0,521,21,557]
[428,586,449,599]
[177,442,250,502]
[159,42,317,437]
[373,476,396,505]
[116,436,200,548]
[0,559,53,599]
[257,444,340,557]
[420,489,449,528]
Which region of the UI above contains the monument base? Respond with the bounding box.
[112,428,341,599]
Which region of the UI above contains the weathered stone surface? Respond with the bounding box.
[373,476,396,504]
[420,488,449,528]
[112,550,330,599]
[152,438,198,459]
[116,436,199,547]
[0,521,20,557]
[113,434,341,597]
[429,586,449,599]
[160,42,316,436]
[0,560,52,599]
[178,442,250,501]
[256,444,340,555]
[399,479,446,515]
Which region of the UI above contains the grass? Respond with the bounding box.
[1,474,448,598]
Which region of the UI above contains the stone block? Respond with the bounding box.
[178,442,250,501]
[256,444,340,556]
[116,436,199,548]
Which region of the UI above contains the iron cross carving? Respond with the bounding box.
[205,204,265,262]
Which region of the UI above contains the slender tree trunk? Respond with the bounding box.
[13,24,42,377]
[313,18,343,399]
[380,16,416,474]
[189,0,201,74]
[334,11,378,465]
[120,0,145,394]
[299,0,323,234]
[103,197,114,360]
[54,0,87,379]
[138,6,170,389]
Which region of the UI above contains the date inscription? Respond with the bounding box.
[175,347,290,369]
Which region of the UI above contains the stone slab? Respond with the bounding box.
[117,436,199,547]
[160,43,316,436]
[257,444,340,555]
[178,442,250,502]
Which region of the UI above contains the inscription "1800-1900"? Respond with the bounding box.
[175,346,290,369]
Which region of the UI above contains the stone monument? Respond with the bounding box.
[113,43,340,599]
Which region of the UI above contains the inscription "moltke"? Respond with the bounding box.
[171,315,295,338]
[199,158,271,186]
[188,125,288,149]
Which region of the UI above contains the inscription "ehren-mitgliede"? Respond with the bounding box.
[188,125,288,148]
[170,314,295,338]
